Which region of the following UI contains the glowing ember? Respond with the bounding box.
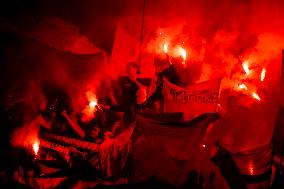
[251,92,261,101]
[239,83,248,90]
[261,68,266,82]
[163,43,168,53]
[242,61,250,75]
[179,47,187,64]
[33,141,39,156]
[249,161,254,175]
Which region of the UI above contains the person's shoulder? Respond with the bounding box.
[118,76,129,82]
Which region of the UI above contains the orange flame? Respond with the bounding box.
[33,141,39,156]
[163,43,168,53]
[261,68,266,82]
[242,61,250,75]
[251,92,261,101]
[249,161,254,175]
[239,83,248,90]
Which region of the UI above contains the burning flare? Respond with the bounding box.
[251,92,261,101]
[261,68,266,82]
[242,61,250,76]
[239,83,248,90]
[179,47,187,64]
[81,91,99,122]
[89,100,98,111]
[33,141,39,156]
[163,43,168,54]
[86,91,98,111]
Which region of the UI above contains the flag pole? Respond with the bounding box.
[137,0,146,75]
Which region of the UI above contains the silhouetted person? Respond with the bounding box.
[102,62,146,127]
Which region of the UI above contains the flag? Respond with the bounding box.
[32,17,101,54]
[110,23,155,78]
[132,113,220,186]
[163,79,221,120]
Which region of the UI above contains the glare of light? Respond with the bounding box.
[202,144,206,148]
[261,68,266,82]
[242,61,250,75]
[252,92,261,101]
[239,83,248,90]
[33,142,39,156]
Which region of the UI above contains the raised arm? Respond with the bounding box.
[34,114,53,130]
[61,110,85,139]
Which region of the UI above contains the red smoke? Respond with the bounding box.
[7,0,284,153]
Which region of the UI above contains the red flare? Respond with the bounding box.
[33,141,39,156]
[89,100,97,111]
[251,92,261,101]
[249,161,254,175]
[261,68,266,82]
[239,83,248,90]
[163,43,168,54]
[242,61,250,75]
[179,47,186,64]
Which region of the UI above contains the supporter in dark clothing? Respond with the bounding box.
[181,169,205,189]
[110,75,139,125]
[102,62,146,127]
[139,63,178,110]
[271,145,284,189]
[34,94,79,139]
[38,108,79,139]
[210,141,247,189]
